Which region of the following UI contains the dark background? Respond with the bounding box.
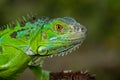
[0,0,120,80]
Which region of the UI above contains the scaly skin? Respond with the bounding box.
[0,17,87,80]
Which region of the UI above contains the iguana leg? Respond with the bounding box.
[0,54,20,80]
[0,46,31,80]
[29,66,50,80]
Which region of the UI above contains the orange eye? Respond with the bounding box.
[55,24,63,31]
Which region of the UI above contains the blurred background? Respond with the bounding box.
[0,0,120,80]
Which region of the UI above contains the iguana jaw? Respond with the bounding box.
[53,43,81,57]
[48,37,85,57]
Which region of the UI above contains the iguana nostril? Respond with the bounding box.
[80,26,87,33]
[81,27,85,32]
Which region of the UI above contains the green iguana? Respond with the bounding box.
[0,16,87,80]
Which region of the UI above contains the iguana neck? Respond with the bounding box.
[0,18,49,56]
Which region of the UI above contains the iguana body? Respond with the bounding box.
[0,16,87,80]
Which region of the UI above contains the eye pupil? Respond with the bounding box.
[58,25,60,29]
[56,24,63,31]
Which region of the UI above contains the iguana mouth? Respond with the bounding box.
[44,38,83,58]
[47,43,81,58]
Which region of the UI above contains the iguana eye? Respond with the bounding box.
[55,24,63,31]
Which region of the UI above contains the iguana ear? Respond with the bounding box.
[29,66,50,80]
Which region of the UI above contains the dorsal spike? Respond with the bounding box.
[22,16,27,21]
[27,14,31,19]
[0,26,2,30]
[3,25,6,30]
[9,23,12,28]
[17,17,21,22]
[6,24,9,29]
[11,20,16,26]
[0,13,38,31]
[5,25,7,29]
[1,25,7,30]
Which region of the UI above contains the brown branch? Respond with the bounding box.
[50,70,95,80]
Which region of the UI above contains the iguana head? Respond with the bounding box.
[36,17,87,56]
